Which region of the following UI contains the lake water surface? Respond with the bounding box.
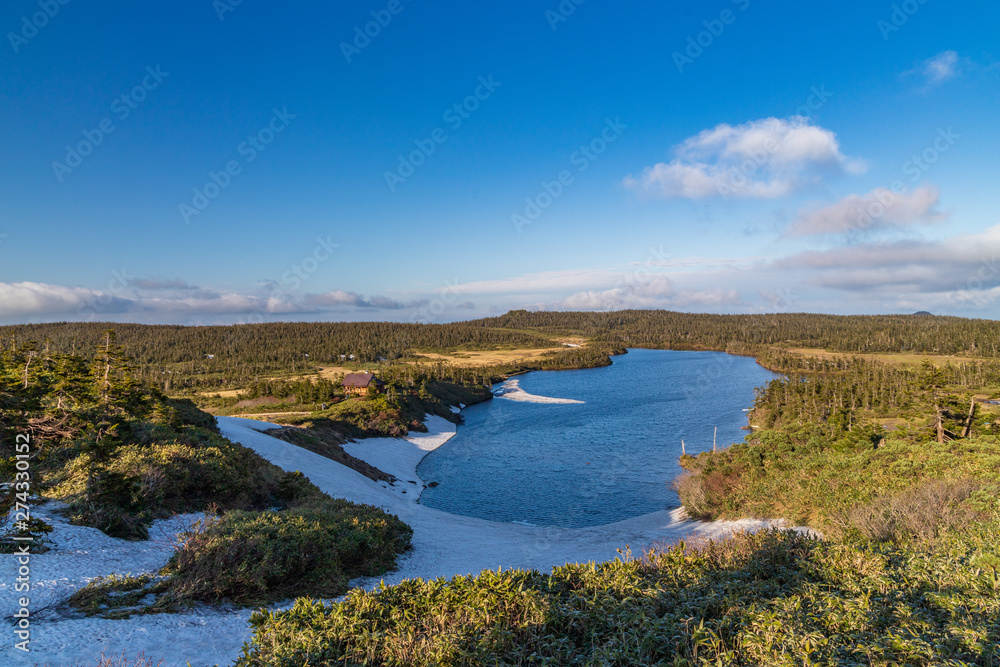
[417,349,780,527]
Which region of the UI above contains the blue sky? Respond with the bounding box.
[2,0,999,324]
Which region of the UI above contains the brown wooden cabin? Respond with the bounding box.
[342,372,385,396]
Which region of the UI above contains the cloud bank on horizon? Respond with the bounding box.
[2,1,998,325]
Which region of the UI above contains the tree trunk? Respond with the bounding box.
[23,351,35,389]
[962,399,976,439]
[936,402,944,444]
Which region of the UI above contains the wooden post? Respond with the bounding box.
[713,427,717,453]
[681,440,686,455]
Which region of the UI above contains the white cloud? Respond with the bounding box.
[920,50,960,85]
[304,290,408,310]
[623,117,865,200]
[559,275,741,310]
[450,268,624,296]
[0,282,128,317]
[786,185,947,236]
[0,281,424,321]
[774,224,1000,298]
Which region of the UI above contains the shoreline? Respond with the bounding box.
[218,416,805,587]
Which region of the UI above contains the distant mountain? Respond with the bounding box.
[912,311,934,316]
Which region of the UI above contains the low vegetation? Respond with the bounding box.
[676,354,1000,533]
[237,523,1000,665]
[163,500,411,605]
[0,333,411,614]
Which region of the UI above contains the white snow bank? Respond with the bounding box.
[493,378,584,404]
[0,505,227,667]
[340,415,456,501]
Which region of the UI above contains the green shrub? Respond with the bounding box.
[678,433,1000,534]
[161,504,411,605]
[237,525,1000,666]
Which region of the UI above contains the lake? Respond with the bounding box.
[417,349,780,527]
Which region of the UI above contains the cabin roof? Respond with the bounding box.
[342,372,384,388]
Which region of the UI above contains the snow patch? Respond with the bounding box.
[493,378,584,404]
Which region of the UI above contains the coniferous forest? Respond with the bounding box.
[4,311,1000,395]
